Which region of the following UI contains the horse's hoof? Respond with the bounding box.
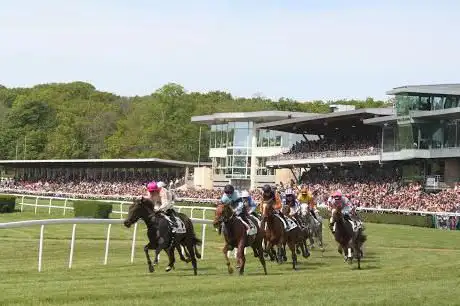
[165,265,174,272]
[228,267,234,274]
[148,266,154,273]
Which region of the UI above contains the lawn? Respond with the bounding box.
[0,201,459,306]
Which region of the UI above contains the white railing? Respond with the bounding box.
[0,188,219,203]
[355,206,460,217]
[0,218,213,272]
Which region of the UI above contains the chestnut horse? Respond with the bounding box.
[330,208,366,269]
[213,204,267,275]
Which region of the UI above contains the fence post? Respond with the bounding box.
[119,203,123,219]
[38,224,45,272]
[104,224,112,265]
[48,198,53,215]
[130,222,138,264]
[68,224,77,269]
[20,195,25,212]
[63,199,68,216]
[34,197,39,214]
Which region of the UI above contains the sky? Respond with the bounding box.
[1,0,459,101]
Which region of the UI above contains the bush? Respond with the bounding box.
[317,207,434,228]
[175,201,216,208]
[0,195,16,213]
[73,201,113,218]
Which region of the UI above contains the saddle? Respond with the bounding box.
[162,214,187,234]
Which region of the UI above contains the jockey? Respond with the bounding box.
[297,186,319,222]
[240,190,259,218]
[146,181,179,231]
[283,188,303,226]
[261,184,288,224]
[221,184,251,231]
[328,190,355,232]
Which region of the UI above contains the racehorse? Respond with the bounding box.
[330,208,366,269]
[281,205,311,264]
[300,205,324,251]
[262,201,306,270]
[123,198,201,275]
[213,204,267,276]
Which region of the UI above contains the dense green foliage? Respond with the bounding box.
[317,208,435,228]
[0,82,391,161]
[73,201,113,218]
[0,195,16,213]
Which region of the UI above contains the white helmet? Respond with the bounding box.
[241,190,250,198]
[157,181,166,188]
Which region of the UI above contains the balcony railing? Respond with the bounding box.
[268,147,380,161]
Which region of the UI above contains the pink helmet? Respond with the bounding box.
[332,190,342,198]
[147,181,160,192]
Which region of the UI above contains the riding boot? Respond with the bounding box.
[310,209,319,221]
[278,212,289,229]
[239,212,251,231]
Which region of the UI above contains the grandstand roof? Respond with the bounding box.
[386,84,460,96]
[0,158,208,168]
[254,108,395,134]
[191,111,315,125]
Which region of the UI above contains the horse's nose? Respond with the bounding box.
[123,220,131,228]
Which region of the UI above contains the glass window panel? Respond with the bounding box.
[232,156,247,167]
[432,97,444,111]
[227,128,234,147]
[233,128,249,147]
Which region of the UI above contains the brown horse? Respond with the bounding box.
[213,204,267,276]
[330,208,366,269]
[261,199,286,263]
[123,198,201,275]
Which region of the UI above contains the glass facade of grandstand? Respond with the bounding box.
[209,122,302,179]
[384,93,460,151]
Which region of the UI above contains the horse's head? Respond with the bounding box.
[261,200,274,219]
[281,205,290,216]
[331,208,343,223]
[124,197,154,228]
[214,204,234,227]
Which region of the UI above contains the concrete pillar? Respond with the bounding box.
[250,126,258,191]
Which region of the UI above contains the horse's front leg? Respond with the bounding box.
[153,247,161,266]
[223,244,234,274]
[237,239,246,275]
[144,243,154,273]
[165,246,176,272]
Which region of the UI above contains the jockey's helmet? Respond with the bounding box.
[241,190,250,198]
[332,190,342,199]
[224,184,234,195]
[157,181,166,188]
[285,188,294,196]
[262,184,272,194]
[147,181,160,192]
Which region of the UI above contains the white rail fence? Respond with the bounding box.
[0,193,217,272]
[0,218,213,272]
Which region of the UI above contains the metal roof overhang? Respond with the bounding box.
[386,84,460,96]
[254,108,394,134]
[0,158,200,168]
[191,111,315,125]
[410,107,460,120]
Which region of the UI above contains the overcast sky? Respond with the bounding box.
[1,0,459,101]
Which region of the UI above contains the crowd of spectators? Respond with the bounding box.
[1,168,460,214]
[271,136,379,160]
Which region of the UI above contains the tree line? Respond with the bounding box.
[0,82,392,161]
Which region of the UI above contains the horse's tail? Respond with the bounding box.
[358,232,367,244]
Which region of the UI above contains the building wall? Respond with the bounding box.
[444,159,460,183]
[193,167,213,189]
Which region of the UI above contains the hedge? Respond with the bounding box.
[317,207,435,228]
[0,195,16,213]
[73,201,113,218]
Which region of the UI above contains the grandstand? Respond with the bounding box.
[264,84,460,190]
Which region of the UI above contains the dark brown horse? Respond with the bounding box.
[330,208,366,269]
[123,198,201,275]
[213,204,267,275]
[282,205,310,269]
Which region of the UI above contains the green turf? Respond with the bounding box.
[1,206,460,306]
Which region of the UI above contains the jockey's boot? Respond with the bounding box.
[166,210,178,232]
[278,212,289,229]
[344,214,355,230]
[239,212,251,232]
[310,209,319,222]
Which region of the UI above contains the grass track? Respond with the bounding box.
[1,204,460,305]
